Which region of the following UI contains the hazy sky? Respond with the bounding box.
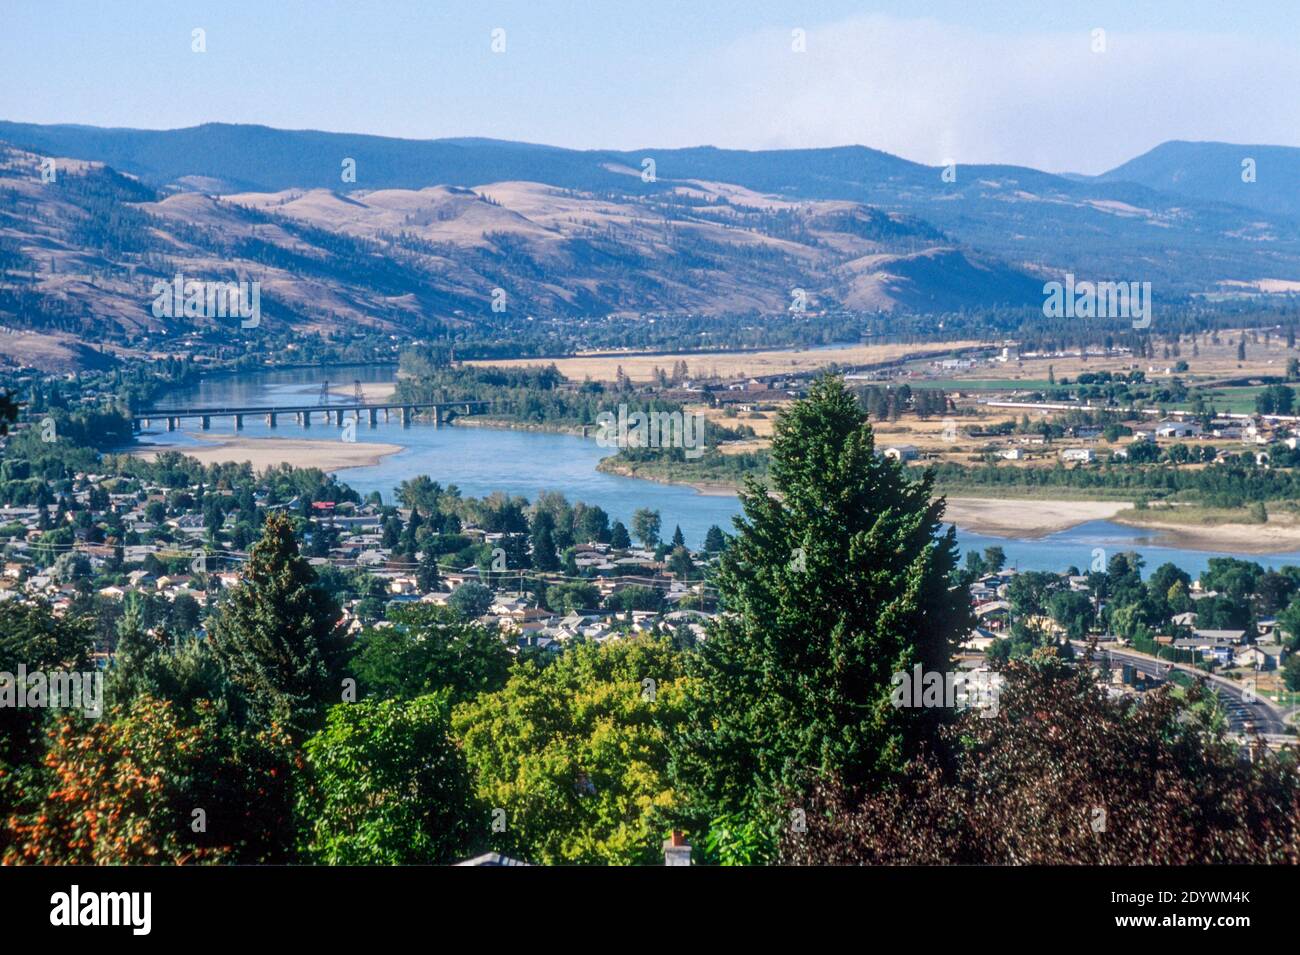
[3,0,1299,173]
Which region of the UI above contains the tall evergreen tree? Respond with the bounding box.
[0,389,18,438]
[104,592,161,708]
[398,507,423,557]
[416,547,441,592]
[530,511,561,572]
[671,375,972,842]
[210,513,351,741]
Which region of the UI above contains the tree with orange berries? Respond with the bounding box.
[4,696,295,865]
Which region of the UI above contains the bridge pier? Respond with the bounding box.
[401,406,412,428]
[433,406,441,427]
[167,417,177,432]
[266,412,277,428]
[368,407,378,427]
[384,407,390,423]
[234,414,244,430]
[200,415,211,430]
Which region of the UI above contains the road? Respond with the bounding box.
[1071,642,1292,737]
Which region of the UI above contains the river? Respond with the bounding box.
[139,364,1300,577]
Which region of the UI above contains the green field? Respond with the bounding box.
[1169,385,1268,415]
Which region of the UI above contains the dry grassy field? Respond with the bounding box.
[932,330,1292,385]
[467,340,981,383]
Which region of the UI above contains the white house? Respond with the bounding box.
[1233,646,1276,670]
[882,445,918,462]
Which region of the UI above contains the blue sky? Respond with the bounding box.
[2,1,1299,172]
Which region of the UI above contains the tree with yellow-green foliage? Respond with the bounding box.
[452,636,689,865]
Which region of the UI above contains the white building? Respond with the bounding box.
[882,445,918,462]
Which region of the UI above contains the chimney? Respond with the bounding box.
[663,830,692,866]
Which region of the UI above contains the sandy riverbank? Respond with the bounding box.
[945,496,1300,553]
[133,435,404,471]
[942,497,1131,538]
[594,469,1144,529]
[1111,516,1300,555]
[328,382,395,402]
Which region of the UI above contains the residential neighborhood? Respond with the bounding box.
[0,465,720,664]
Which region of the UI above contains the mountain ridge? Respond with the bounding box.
[3,121,1297,292]
[3,123,1300,371]
[0,138,1044,363]
[1096,139,1300,219]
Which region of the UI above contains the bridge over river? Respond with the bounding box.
[133,399,492,432]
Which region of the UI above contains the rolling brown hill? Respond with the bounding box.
[0,139,1044,368]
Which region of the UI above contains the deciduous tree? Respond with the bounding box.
[780,653,1300,864]
[296,694,477,864]
[453,637,688,865]
[351,604,510,704]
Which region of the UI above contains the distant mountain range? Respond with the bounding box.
[1,120,1299,367]
[1097,140,1300,220]
[5,121,1298,221]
